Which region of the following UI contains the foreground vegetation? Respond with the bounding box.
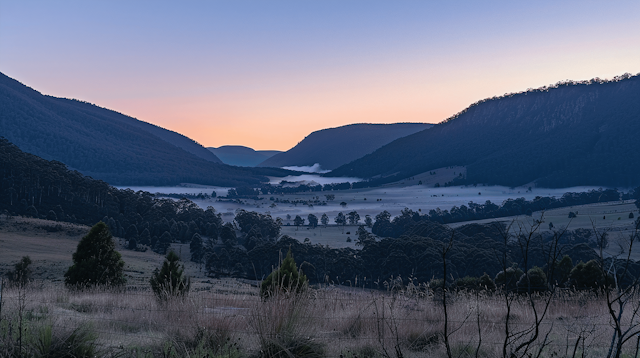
[3,281,640,358]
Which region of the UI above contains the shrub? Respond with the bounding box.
[260,249,308,298]
[454,273,496,292]
[568,260,614,291]
[127,238,137,250]
[454,276,479,291]
[478,273,496,291]
[495,267,524,292]
[6,256,32,287]
[32,323,100,358]
[64,222,126,288]
[547,255,573,287]
[150,250,191,301]
[251,292,324,358]
[46,210,57,221]
[517,266,548,293]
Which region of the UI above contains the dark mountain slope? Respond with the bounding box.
[330,74,640,188]
[258,123,432,170]
[0,72,290,186]
[52,97,222,163]
[208,145,281,167]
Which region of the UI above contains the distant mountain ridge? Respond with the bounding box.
[0,72,291,186]
[208,145,281,167]
[330,74,640,188]
[258,123,433,170]
[56,98,222,163]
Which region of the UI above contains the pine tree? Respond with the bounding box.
[260,249,308,298]
[150,251,191,301]
[64,222,126,288]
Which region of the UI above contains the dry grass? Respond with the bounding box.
[0,281,634,358]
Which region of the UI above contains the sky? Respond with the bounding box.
[1,1,639,151]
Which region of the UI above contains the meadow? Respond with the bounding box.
[1,276,638,358]
[2,194,640,357]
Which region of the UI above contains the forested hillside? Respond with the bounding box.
[0,72,290,186]
[0,138,226,253]
[330,74,640,188]
[52,97,222,163]
[258,123,432,170]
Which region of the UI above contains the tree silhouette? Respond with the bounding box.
[260,249,308,298]
[334,212,346,227]
[7,256,32,287]
[150,250,191,301]
[364,215,373,228]
[190,233,204,263]
[307,214,318,228]
[321,213,329,226]
[64,222,126,288]
[293,215,305,228]
[347,211,360,225]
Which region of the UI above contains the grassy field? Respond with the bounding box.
[2,207,640,357]
[1,278,638,357]
[281,200,639,254]
[450,200,640,259]
[0,216,214,289]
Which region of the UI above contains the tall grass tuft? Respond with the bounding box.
[250,291,324,358]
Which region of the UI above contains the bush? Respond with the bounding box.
[260,249,308,298]
[127,238,137,250]
[568,259,614,291]
[251,291,324,358]
[32,323,100,358]
[453,273,496,292]
[64,222,126,288]
[517,266,548,293]
[150,250,191,301]
[495,267,524,292]
[454,276,479,291]
[6,256,32,287]
[25,205,38,218]
[478,273,496,291]
[547,255,573,287]
[46,210,57,221]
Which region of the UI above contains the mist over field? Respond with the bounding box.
[281,163,330,173]
[268,173,362,186]
[120,183,609,221]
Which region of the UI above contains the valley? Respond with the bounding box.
[3,2,640,356]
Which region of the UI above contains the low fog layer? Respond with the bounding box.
[281,163,330,173]
[268,174,362,186]
[119,184,608,223]
[118,185,231,197]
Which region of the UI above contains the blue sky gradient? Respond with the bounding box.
[1,1,639,149]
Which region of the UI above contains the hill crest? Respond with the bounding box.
[330,73,640,188]
[258,122,432,171]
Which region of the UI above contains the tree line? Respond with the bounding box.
[0,138,224,255]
